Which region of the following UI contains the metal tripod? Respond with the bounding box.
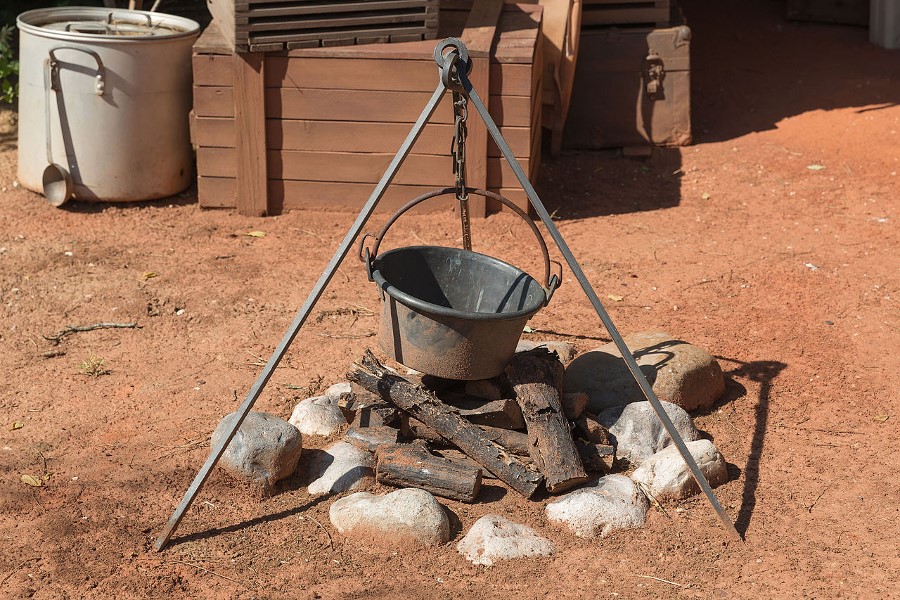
[154,38,740,551]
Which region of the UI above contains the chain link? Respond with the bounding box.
[451,88,472,250]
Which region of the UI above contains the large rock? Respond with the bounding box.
[305,441,374,495]
[545,474,649,539]
[329,488,449,547]
[597,401,700,468]
[457,515,555,566]
[211,411,302,496]
[563,332,725,412]
[289,395,347,437]
[631,439,728,501]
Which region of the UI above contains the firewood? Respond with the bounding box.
[562,392,588,420]
[476,425,531,456]
[345,425,400,452]
[438,392,526,429]
[576,441,615,473]
[574,412,612,445]
[506,348,588,493]
[348,350,543,498]
[376,443,482,502]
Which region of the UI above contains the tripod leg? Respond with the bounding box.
[461,74,742,541]
[153,82,448,551]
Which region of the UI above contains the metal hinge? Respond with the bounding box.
[645,51,665,98]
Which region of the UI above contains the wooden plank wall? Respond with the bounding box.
[193,3,543,215]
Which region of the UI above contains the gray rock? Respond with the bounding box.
[457,515,555,566]
[211,411,302,496]
[517,340,576,364]
[563,331,725,412]
[329,488,449,547]
[597,401,700,468]
[305,441,374,495]
[545,474,649,539]
[631,439,728,501]
[289,395,347,437]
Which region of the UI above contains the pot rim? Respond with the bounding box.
[17,7,200,43]
[371,245,546,322]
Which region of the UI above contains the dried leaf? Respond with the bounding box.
[10,421,23,430]
[701,192,711,200]
[244,231,266,238]
[608,294,624,302]
[141,271,158,281]
[874,415,890,423]
[806,164,826,171]
[21,474,43,487]
[522,325,535,333]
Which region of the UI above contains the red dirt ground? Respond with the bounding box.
[1,0,898,597]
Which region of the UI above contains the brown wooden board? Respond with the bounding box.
[564,23,691,149]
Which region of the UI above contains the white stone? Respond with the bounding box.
[289,395,347,437]
[545,474,649,539]
[631,439,728,501]
[597,401,700,468]
[306,441,373,495]
[563,332,725,412]
[329,488,449,547]
[324,381,352,398]
[456,515,555,566]
[211,411,302,496]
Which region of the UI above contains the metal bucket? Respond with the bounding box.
[361,189,560,380]
[16,8,200,203]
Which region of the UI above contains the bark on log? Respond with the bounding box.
[348,350,543,498]
[477,425,531,456]
[506,348,588,493]
[376,443,482,502]
[438,392,526,429]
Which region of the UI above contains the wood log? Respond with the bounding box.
[345,425,401,452]
[562,392,589,420]
[348,350,543,498]
[376,443,482,502]
[401,415,449,445]
[477,425,531,456]
[574,412,612,445]
[506,348,588,493]
[437,392,526,429]
[576,441,616,473]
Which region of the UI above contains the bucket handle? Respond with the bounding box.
[359,187,561,305]
[48,47,106,96]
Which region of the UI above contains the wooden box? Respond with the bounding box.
[787,0,870,27]
[582,0,671,27]
[207,0,441,53]
[563,23,691,150]
[192,2,544,215]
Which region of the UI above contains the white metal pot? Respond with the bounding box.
[16,8,200,204]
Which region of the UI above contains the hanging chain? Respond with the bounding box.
[451,87,472,251]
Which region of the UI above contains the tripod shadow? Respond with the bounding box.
[714,357,787,537]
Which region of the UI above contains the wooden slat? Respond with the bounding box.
[193,117,532,156]
[198,176,528,213]
[247,0,430,18]
[198,148,528,188]
[233,52,269,216]
[194,86,534,127]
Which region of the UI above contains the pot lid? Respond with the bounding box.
[17,7,199,41]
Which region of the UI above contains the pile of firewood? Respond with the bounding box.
[344,347,615,502]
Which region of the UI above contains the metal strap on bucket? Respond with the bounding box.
[358,187,561,305]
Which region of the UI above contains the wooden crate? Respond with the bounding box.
[208,0,440,53]
[582,0,670,27]
[192,1,544,215]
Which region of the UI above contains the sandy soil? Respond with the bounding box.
[1,0,898,598]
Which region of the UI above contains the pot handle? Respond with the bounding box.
[48,47,106,96]
[359,187,560,305]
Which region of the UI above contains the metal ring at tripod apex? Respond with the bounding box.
[433,37,472,74]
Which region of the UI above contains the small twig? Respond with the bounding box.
[777,425,863,436]
[165,560,251,588]
[0,557,41,585]
[246,351,267,367]
[43,322,140,345]
[806,480,833,513]
[633,574,685,588]
[41,350,66,359]
[317,332,375,340]
[305,515,333,550]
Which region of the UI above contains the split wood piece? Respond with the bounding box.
[574,412,612,445]
[506,348,588,494]
[562,391,588,420]
[339,384,400,427]
[348,350,543,498]
[477,425,531,456]
[401,415,449,445]
[345,425,401,452]
[437,392,526,430]
[576,441,615,473]
[376,442,482,502]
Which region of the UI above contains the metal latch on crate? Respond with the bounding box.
[644,51,665,97]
